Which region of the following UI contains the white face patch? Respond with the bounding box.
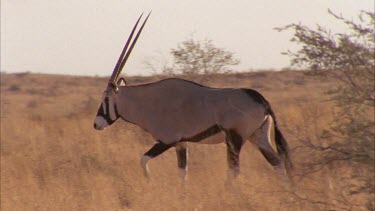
[94,116,109,130]
[94,86,121,130]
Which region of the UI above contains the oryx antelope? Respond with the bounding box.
[94,13,293,182]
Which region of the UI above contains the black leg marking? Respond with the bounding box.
[141,141,173,178]
[225,130,244,174]
[144,141,173,158]
[176,146,187,169]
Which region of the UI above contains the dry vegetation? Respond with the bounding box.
[1,70,373,210]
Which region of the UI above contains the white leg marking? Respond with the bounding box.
[140,155,152,178]
[178,168,187,181]
[267,115,278,153]
[228,167,240,179]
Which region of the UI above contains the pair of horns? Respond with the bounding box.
[108,12,151,86]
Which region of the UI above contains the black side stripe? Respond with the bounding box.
[180,124,222,142]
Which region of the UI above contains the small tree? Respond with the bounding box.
[278,10,374,209]
[277,10,374,162]
[170,38,240,75]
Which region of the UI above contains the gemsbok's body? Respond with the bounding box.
[94,12,293,182]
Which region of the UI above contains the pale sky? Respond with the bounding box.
[1,0,374,76]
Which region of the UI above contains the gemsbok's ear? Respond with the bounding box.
[117,77,127,86]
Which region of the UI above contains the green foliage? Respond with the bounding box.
[170,38,240,75]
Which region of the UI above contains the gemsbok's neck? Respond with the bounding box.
[117,86,150,127]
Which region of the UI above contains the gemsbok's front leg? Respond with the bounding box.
[141,141,173,178]
[225,130,245,180]
[175,142,188,181]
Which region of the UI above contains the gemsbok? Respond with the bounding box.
[94,12,293,182]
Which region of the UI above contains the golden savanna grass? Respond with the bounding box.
[1,71,371,210]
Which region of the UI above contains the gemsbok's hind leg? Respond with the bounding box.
[225,129,245,180]
[141,141,173,178]
[175,142,188,181]
[253,117,288,180]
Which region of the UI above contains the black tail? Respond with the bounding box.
[274,124,293,171]
[265,104,293,172]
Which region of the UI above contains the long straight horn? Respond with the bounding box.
[108,13,144,86]
[117,12,151,77]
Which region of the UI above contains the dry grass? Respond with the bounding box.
[1,71,372,210]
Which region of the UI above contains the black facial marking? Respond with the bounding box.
[96,103,105,117]
[144,141,173,158]
[180,124,222,142]
[105,97,111,118]
[176,147,188,169]
[96,97,120,125]
[225,129,244,170]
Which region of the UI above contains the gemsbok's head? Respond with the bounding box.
[94,12,150,130]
